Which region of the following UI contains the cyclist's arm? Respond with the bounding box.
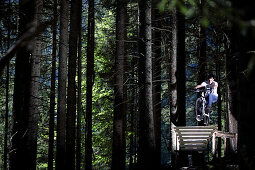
[212,82,218,89]
[195,82,206,89]
[195,84,203,89]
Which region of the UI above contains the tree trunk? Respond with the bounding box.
[56,0,69,169]
[172,5,187,167]
[152,2,162,167]
[231,0,255,168]
[197,0,206,84]
[48,0,57,169]
[197,26,207,84]
[225,28,238,157]
[26,0,42,168]
[177,7,186,126]
[4,57,10,170]
[137,0,156,168]
[129,57,136,170]
[66,0,81,168]
[216,49,222,159]
[85,0,95,169]
[170,7,178,125]
[76,9,82,170]
[112,0,127,169]
[4,1,11,168]
[9,0,39,169]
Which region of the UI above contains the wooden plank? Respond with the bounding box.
[174,126,217,130]
[177,131,213,135]
[176,130,215,133]
[214,131,236,138]
[180,145,207,149]
[180,140,208,144]
[180,147,207,151]
[179,136,209,139]
[180,143,207,146]
[177,134,211,137]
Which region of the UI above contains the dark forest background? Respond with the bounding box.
[0,0,255,169]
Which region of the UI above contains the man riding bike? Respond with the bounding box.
[195,74,218,114]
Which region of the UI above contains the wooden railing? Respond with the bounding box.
[212,131,238,156]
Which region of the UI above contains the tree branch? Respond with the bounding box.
[0,20,52,78]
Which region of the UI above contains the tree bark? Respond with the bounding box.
[152,2,162,167]
[9,0,40,169]
[48,0,57,169]
[4,1,11,168]
[137,0,156,168]
[197,0,206,84]
[231,0,255,168]
[176,7,186,126]
[129,57,137,170]
[26,0,42,168]
[66,0,82,168]
[112,0,127,169]
[170,7,178,125]
[85,0,95,169]
[56,0,69,169]
[76,9,82,170]
[216,47,222,159]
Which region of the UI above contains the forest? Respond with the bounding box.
[0,0,255,169]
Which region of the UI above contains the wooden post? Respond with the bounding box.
[212,132,216,158]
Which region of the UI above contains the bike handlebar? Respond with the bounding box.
[194,86,210,93]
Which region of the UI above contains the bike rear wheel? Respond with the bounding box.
[195,97,204,121]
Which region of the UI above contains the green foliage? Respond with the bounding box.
[85,8,115,169]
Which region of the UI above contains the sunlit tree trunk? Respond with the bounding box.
[170,7,178,125]
[48,0,57,169]
[170,5,186,167]
[112,0,127,169]
[85,0,95,169]
[56,0,69,169]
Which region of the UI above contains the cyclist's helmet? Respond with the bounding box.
[207,73,214,79]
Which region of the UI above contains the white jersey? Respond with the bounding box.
[201,81,218,96]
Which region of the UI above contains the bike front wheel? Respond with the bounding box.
[195,97,204,121]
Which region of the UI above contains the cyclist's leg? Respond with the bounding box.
[205,95,210,114]
[208,94,218,108]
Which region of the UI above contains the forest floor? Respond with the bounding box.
[160,155,239,170]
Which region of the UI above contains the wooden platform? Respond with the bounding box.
[173,126,217,152]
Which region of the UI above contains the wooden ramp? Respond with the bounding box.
[173,126,217,152]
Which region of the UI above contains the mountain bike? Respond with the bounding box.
[195,86,210,125]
